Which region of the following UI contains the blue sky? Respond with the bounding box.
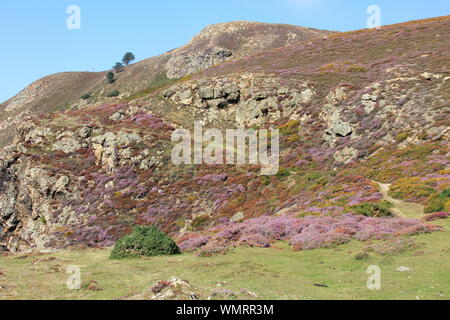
[1,0,449,102]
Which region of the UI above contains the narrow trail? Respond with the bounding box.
[374,181,425,219]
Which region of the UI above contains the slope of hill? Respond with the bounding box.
[0,16,449,254]
[0,21,332,149]
[0,72,105,148]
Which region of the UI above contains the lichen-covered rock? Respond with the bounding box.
[166,47,233,79]
[53,137,85,153]
[334,147,358,164]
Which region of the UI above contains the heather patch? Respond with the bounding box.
[178,215,437,252]
[423,212,450,222]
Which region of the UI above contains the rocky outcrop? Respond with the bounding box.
[166,47,233,79]
[0,153,76,252]
[163,73,316,126]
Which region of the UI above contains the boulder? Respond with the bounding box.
[206,99,228,109]
[230,212,245,223]
[334,147,358,164]
[52,137,84,153]
[199,88,215,100]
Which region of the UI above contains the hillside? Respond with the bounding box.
[0,15,449,259]
[0,21,332,149]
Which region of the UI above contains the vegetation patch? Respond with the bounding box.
[110,226,180,260]
[424,188,450,213]
[107,90,120,98]
[350,201,393,217]
[389,177,435,202]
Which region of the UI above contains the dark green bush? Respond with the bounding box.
[113,62,124,73]
[81,93,91,100]
[351,201,393,217]
[440,187,450,199]
[106,71,115,84]
[107,90,120,98]
[110,226,180,260]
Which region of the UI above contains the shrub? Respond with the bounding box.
[107,90,120,98]
[110,226,180,259]
[425,188,450,213]
[279,120,300,136]
[347,65,367,72]
[106,71,115,84]
[276,168,293,178]
[424,193,445,213]
[350,201,393,217]
[441,187,450,199]
[81,93,91,100]
[190,215,212,231]
[389,177,435,201]
[396,132,409,143]
[113,62,124,73]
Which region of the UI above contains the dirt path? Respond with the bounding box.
[374,182,425,219]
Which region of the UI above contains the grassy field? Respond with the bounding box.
[1,219,449,300]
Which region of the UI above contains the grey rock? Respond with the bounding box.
[396,266,412,272]
[334,147,358,164]
[206,99,228,109]
[230,212,245,223]
[199,88,215,100]
[52,137,84,153]
[254,91,269,101]
[164,89,176,98]
[236,100,262,125]
[109,111,127,122]
[213,88,224,99]
[52,176,70,194]
[223,84,240,103]
[362,94,378,102]
[78,127,92,138]
[213,48,233,58]
[179,89,192,100]
[166,47,233,79]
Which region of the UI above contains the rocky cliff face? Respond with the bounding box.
[0,17,449,252]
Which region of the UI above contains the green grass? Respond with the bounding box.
[1,220,449,300]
